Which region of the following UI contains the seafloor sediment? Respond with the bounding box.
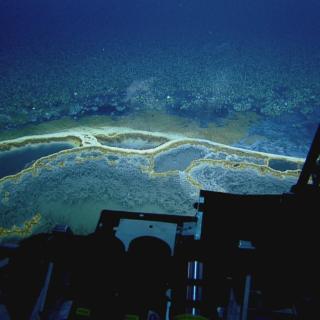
[0,127,303,242]
[1,38,319,157]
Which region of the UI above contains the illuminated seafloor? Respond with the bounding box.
[0,38,319,243]
[0,124,303,243]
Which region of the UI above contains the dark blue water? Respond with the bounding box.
[0,0,319,157]
[2,0,319,46]
[0,142,73,179]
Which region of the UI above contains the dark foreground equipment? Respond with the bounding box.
[0,126,319,320]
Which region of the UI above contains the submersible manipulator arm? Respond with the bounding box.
[291,124,320,193]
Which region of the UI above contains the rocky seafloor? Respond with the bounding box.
[0,128,302,243]
[1,38,319,157]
